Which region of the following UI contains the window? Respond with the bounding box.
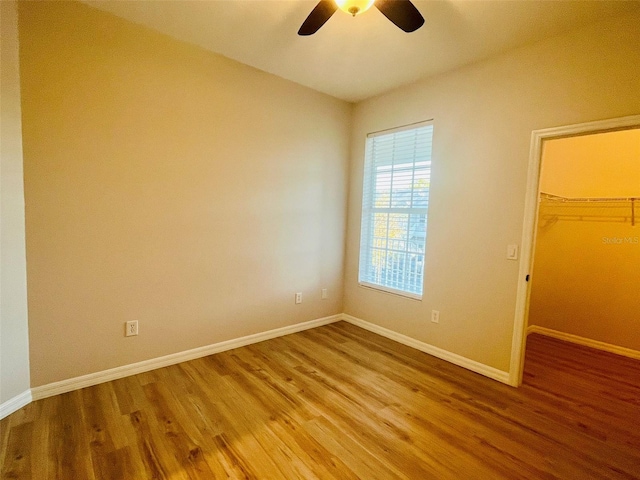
[358,121,434,299]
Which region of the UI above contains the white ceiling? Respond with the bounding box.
[84,0,640,102]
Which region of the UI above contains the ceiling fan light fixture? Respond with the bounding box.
[298,0,423,36]
[335,0,375,17]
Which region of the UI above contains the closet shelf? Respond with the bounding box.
[539,192,638,226]
[540,193,638,203]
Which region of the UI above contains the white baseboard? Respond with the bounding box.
[527,325,640,360]
[22,312,517,409]
[31,314,342,401]
[341,314,511,384]
[0,390,32,420]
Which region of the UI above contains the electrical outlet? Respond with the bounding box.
[321,288,328,299]
[431,310,440,323]
[125,320,139,337]
[295,292,303,304]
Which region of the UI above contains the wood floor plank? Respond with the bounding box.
[303,415,409,480]
[28,393,55,479]
[51,391,96,480]
[127,408,189,480]
[98,446,137,480]
[2,322,639,479]
[187,361,299,479]
[0,421,33,479]
[141,382,217,478]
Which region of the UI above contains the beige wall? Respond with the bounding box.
[344,10,640,372]
[19,1,351,387]
[529,130,640,350]
[540,129,640,197]
[0,0,31,404]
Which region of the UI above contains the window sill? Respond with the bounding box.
[358,282,423,301]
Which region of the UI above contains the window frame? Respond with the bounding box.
[357,120,434,300]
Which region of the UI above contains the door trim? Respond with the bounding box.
[508,114,640,387]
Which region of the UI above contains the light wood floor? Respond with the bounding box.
[2,321,639,479]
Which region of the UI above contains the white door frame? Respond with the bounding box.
[508,114,640,387]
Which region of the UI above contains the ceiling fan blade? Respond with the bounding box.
[298,1,338,36]
[375,0,424,33]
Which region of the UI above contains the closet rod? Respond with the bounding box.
[541,192,639,203]
[540,192,638,226]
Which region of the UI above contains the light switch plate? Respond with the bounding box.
[507,244,519,260]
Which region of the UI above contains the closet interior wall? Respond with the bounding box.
[528,129,640,352]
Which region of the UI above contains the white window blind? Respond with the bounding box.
[358,121,433,299]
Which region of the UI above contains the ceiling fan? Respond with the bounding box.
[298,0,424,36]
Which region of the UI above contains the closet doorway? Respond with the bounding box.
[510,115,640,386]
[528,128,640,351]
